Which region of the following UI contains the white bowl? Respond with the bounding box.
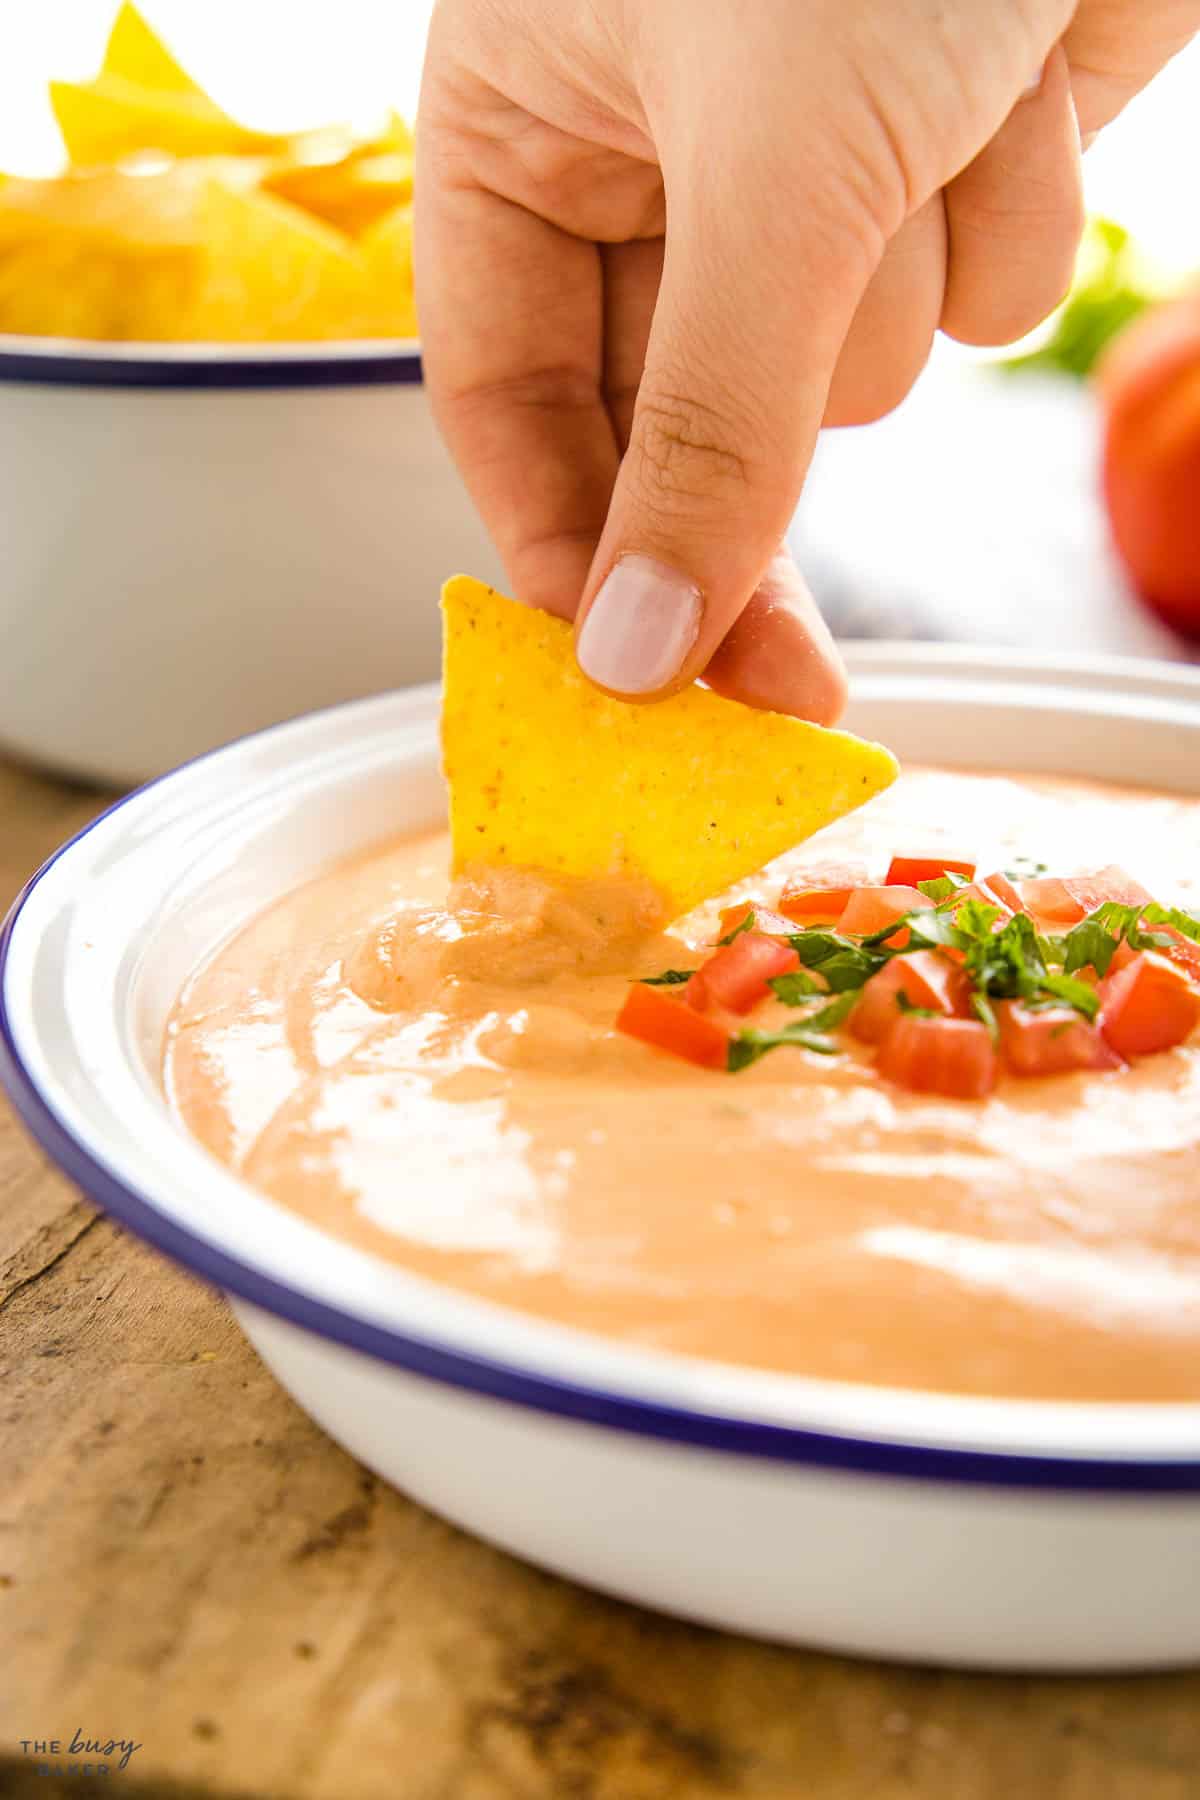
[4,645,1200,1671]
[0,335,504,786]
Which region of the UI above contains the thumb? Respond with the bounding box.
[574,139,877,705]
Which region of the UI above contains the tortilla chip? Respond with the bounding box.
[0,163,243,252]
[51,75,279,166]
[262,150,414,238]
[0,233,196,338]
[441,577,899,921]
[359,201,417,335]
[380,110,414,155]
[183,180,368,341]
[102,3,202,96]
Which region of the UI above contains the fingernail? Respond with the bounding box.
[576,554,702,695]
[1021,61,1045,97]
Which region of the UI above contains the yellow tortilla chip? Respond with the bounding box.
[51,75,279,166]
[0,163,251,253]
[183,180,368,341]
[262,150,413,238]
[0,234,196,338]
[102,3,202,96]
[380,110,415,155]
[359,201,417,335]
[441,577,899,921]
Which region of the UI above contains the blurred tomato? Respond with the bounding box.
[1098,293,1200,642]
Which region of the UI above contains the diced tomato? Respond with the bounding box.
[1099,952,1200,1059]
[1069,867,1155,913]
[1019,866,1155,925]
[690,931,801,1016]
[1161,927,1200,983]
[1017,877,1086,923]
[778,862,867,923]
[616,982,731,1069]
[779,886,855,922]
[1107,936,1138,976]
[996,1001,1124,1076]
[876,1015,998,1099]
[1091,925,1199,983]
[716,900,798,940]
[850,950,971,1045]
[951,881,1014,919]
[885,854,977,886]
[980,871,1024,913]
[838,885,931,947]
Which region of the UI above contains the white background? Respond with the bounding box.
[0,0,1196,272]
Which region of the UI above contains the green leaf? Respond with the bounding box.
[1039,972,1101,1021]
[1061,918,1122,978]
[727,1021,842,1072]
[1143,904,1200,946]
[917,874,968,903]
[716,910,755,946]
[956,899,1005,943]
[639,969,695,986]
[970,991,999,1043]
[726,991,857,1071]
[805,991,859,1033]
[769,969,823,1005]
[787,929,889,992]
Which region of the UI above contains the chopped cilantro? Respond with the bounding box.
[970,991,999,1042]
[716,910,755,946]
[1142,903,1200,946]
[1038,972,1101,1021]
[787,928,889,991]
[769,969,823,1005]
[1056,900,1200,980]
[639,969,695,986]
[1061,916,1125,977]
[727,991,858,1072]
[917,874,968,903]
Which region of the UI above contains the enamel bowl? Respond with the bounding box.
[3,646,1200,1671]
[0,336,504,786]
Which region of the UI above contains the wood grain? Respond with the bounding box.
[3,751,1200,1800]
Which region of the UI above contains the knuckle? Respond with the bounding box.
[630,382,759,511]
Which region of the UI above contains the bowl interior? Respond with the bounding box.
[5,649,1200,1463]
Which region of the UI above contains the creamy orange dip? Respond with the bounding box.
[164,768,1200,1402]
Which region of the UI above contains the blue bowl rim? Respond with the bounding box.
[3,704,1200,1496]
[0,335,422,389]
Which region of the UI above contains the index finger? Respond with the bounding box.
[414,119,619,618]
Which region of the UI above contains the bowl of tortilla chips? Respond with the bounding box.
[0,5,502,784]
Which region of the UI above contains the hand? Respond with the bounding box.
[416,0,1199,720]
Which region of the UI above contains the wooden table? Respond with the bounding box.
[5,752,1200,1800]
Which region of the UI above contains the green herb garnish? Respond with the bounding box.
[1038,972,1101,1022]
[727,992,858,1071]
[917,874,968,903]
[970,991,999,1043]
[769,969,823,1005]
[1056,900,1200,979]
[716,910,755,946]
[896,995,939,1018]
[639,969,695,986]
[787,928,890,992]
